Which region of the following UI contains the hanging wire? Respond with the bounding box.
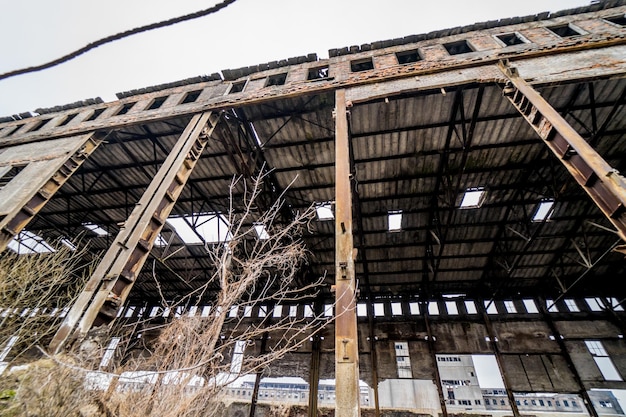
[0,0,238,81]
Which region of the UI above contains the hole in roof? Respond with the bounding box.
[266,73,287,87]
[460,187,486,209]
[57,113,77,127]
[388,210,402,232]
[443,40,473,55]
[8,230,55,254]
[147,96,168,110]
[83,222,108,236]
[86,108,105,121]
[605,14,626,26]
[181,90,202,104]
[167,213,231,244]
[253,223,270,240]
[229,81,246,94]
[350,58,374,72]
[308,66,329,80]
[532,199,555,222]
[396,49,421,64]
[548,24,583,37]
[316,202,334,220]
[60,238,76,251]
[115,102,135,116]
[496,33,526,46]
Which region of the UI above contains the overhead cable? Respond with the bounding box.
[0,0,238,82]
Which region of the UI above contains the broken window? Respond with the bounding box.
[57,113,78,127]
[585,340,623,381]
[86,108,105,121]
[229,81,246,94]
[605,14,626,27]
[350,58,374,72]
[147,96,168,110]
[115,102,136,116]
[496,33,526,46]
[0,164,27,188]
[460,187,486,209]
[266,73,287,87]
[181,90,202,104]
[443,40,474,55]
[548,24,584,37]
[307,66,329,80]
[396,49,421,64]
[394,342,412,378]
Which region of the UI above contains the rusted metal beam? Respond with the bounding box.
[49,112,220,353]
[0,133,103,252]
[498,60,626,249]
[334,89,360,417]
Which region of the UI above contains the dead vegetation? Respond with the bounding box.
[0,173,331,417]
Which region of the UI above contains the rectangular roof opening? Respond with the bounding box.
[532,199,555,222]
[8,230,55,255]
[460,187,486,209]
[605,14,626,27]
[147,96,168,110]
[229,81,246,94]
[316,202,334,220]
[83,222,108,236]
[167,213,231,245]
[253,223,270,240]
[388,210,403,232]
[266,73,287,87]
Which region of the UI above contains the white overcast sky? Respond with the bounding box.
[0,0,592,116]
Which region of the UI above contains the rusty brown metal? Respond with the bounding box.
[0,133,103,252]
[49,112,219,353]
[334,89,360,417]
[498,60,626,243]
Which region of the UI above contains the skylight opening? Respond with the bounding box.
[181,90,202,104]
[460,187,486,209]
[409,302,420,315]
[496,32,526,46]
[316,202,334,220]
[445,301,459,315]
[154,233,168,247]
[350,58,374,72]
[548,24,584,38]
[388,210,403,232]
[523,299,539,314]
[253,223,270,240]
[83,222,108,236]
[373,303,385,317]
[147,96,168,110]
[265,73,287,87]
[8,230,55,255]
[167,213,231,245]
[357,303,367,317]
[391,302,402,316]
[532,199,555,222]
[443,40,474,55]
[396,49,422,65]
[605,14,626,27]
[307,66,329,80]
[229,81,246,94]
[60,238,76,251]
[484,301,498,314]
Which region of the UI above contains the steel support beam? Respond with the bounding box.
[422,302,448,417]
[478,299,521,417]
[49,112,219,353]
[498,60,626,248]
[0,133,103,251]
[334,89,360,417]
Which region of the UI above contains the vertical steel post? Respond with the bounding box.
[49,112,219,353]
[334,89,360,417]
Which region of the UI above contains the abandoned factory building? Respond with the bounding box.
[1,1,626,416]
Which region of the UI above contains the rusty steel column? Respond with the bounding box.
[49,112,220,353]
[334,89,360,417]
[498,60,626,247]
[0,133,103,252]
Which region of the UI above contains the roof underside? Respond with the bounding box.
[28,77,626,304]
